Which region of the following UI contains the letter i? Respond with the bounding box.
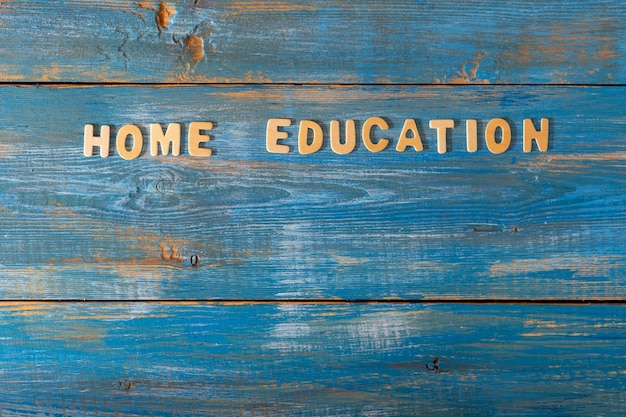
[466,120,478,152]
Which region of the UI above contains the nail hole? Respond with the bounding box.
[190,254,199,267]
[425,358,439,371]
[118,380,132,390]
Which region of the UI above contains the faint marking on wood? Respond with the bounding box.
[597,49,619,60]
[472,224,503,233]
[333,255,365,266]
[226,1,317,14]
[502,21,620,82]
[37,64,64,82]
[488,256,626,279]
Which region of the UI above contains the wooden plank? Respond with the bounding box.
[1,84,626,300]
[0,301,624,416]
[0,1,623,84]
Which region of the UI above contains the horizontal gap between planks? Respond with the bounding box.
[1,82,626,88]
[1,299,626,305]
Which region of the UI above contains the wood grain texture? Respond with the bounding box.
[2,1,625,414]
[0,0,623,84]
[1,85,625,300]
[0,302,624,416]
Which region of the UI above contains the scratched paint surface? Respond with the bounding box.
[0,302,624,416]
[0,0,623,83]
[1,85,626,299]
[1,0,625,414]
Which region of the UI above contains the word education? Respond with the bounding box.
[266,117,550,155]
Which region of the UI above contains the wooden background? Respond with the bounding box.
[1,0,625,414]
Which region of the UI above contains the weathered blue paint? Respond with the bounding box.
[0,302,625,416]
[0,1,622,84]
[1,0,625,414]
[0,85,625,299]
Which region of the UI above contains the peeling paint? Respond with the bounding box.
[158,241,187,264]
[182,35,205,66]
[155,1,175,34]
[447,53,490,84]
[488,256,626,279]
[172,19,216,79]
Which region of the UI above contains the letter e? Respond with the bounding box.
[188,122,214,157]
[266,118,292,153]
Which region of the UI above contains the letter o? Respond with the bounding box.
[485,118,511,154]
[116,125,143,160]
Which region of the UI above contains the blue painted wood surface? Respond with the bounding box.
[0,0,623,84]
[1,302,625,416]
[1,85,626,299]
[1,1,625,414]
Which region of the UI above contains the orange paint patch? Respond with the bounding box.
[0,65,27,82]
[183,35,205,64]
[155,2,175,33]
[597,49,619,60]
[488,256,626,279]
[158,241,187,263]
[217,86,449,106]
[507,22,620,82]
[446,53,490,85]
[43,209,76,215]
[0,302,54,313]
[38,63,64,82]
[11,306,54,317]
[243,71,272,83]
[136,1,157,11]
[158,242,170,261]
[513,152,626,176]
[214,89,291,103]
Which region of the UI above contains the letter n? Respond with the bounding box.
[523,118,549,152]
